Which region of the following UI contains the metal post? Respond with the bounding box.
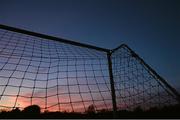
[0,24,110,53]
[123,44,180,103]
[107,51,117,118]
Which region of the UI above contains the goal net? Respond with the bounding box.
[0,25,179,113]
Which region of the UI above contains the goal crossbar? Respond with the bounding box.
[0,24,179,116]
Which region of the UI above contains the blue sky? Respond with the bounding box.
[0,0,179,91]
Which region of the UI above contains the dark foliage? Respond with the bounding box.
[22,105,41,114]
[0,104,180,118]
[86,104,95,114]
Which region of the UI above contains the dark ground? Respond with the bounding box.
[0,104,180,119]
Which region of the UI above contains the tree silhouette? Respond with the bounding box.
[22,105,40,114]
[0,104,180,118]
[11,107,21,113]
[86,104,95,114]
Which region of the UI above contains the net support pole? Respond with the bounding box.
[107,51,117,118]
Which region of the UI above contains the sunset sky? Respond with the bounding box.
[0,0,179,112]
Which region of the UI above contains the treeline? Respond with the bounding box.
[0,104,180,118]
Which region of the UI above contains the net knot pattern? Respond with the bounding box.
[0,27,179,113]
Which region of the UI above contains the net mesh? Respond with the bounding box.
[0,27,179,113]
[112,45,178,111]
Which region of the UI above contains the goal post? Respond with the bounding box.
[0,24,179,116]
